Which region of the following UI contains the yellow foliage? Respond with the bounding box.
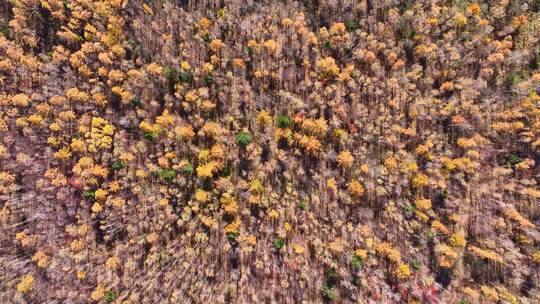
[105,255,120,270]
[197,161,216,178]
[209,39,224,52]
[175,125,195,140]
[415,198,432,210]
[268,209,279,219]
[327,178,337,191]
[435,244,458,268]
[87,117,115,152]
[531,250,540,263]
[462,287,480,301]
[298,135,322,156]
[199,122,221,138]
[70,138,86,152]
[348,179,365,197]
[112,197,125,209]
[450,233,467,248]
[497,287,518,304]
[384,155,398,170]
[281,18,293,27]
[146,62,164,75]
[49,122,61,132]
[355,249,368,259]
[468,246,503,263]
[255,110,272,125]
[27,114,44,125]
[329,22,346,35]
[155,110,175,127]
[263,39,278,53]
[284,222,292,232]
[480,286,499,301]
[467,3,481,15]
[242,234,257,246]
[503,208,535,228]
[454,13,468,27]
[293,244,305,254]
[53,147,72,160]
[76,270,86,280]
[94,189,108,202]
[91,202,103,213]
[328,238,344,254]
[431,220,449,234]
[337,150,354,168]
[119,152,135,162]
[66,88,89,103]
[90,285,107,301]
[203,62,214,73]
[197,18,211,31]
[32,251,48,268]
[200,215,218,229]
[224,219,241,235]
[16,274,34,293]
[195,189,209,203]
[376,242,401,263]
[301,118,328,137]
[221,193,238,215]
[11,93,30,107]
[412,173,429,188]
[316,56,340,76]
[457,137,476,149]
[395,263,412,280]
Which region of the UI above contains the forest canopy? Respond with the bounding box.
[0,0,539,303]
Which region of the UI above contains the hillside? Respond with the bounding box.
[0,0,539,303]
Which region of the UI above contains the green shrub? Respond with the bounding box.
[227,232,239,241]
[164,66,178,81]
[220,164,232,177]
[325,268,337,279]
[204,75,213,85]
[351,256,362,270]
[202,33,212,43]
[346,21,359,32]
[323,41,332,50]
[410,259,421,270]
[275,115,292,129]
[438,190,448,200]
[0,27,10,37]
[154,168,176,182]
[507,71,525,86]
[178,70,193,83]
[273,238,284,250]
[404,204,416,212]
[143,131,158,142]
[131,96,141,107]
[82,190,95,200]
[236,131,252,148]
[533,0,540,12]
[216,8,227,18]
[507,155,523,166]
[104,291,117,302]
[299,198,308,210]
[111,161,123,171]
[426,229,435,241]
[321,284,337,301]
[182,163,194,175]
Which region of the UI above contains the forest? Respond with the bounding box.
[0,0,539,303]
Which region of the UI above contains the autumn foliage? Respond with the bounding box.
[0,0,539,303]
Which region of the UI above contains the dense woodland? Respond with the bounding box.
[0,0,539,303]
